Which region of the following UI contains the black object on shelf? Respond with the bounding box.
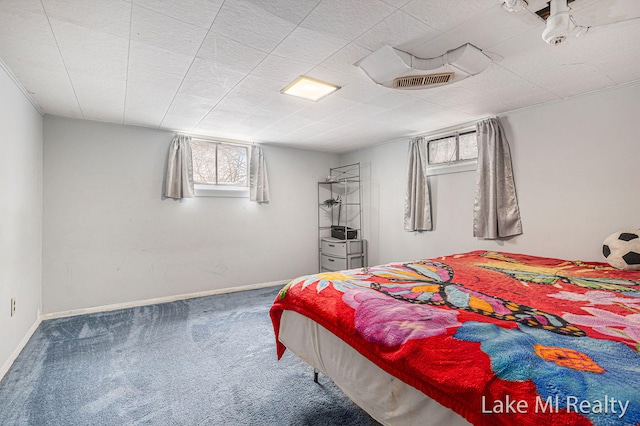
[331,225,357,240]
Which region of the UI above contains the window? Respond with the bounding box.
[427,130,477,165]
[426,129,477,176]
[191,139,249,196]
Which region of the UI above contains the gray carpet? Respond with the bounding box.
[0,286,380,425]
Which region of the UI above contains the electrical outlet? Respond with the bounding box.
[10,298,16,317]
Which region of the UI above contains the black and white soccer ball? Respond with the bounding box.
[602,229,640,271]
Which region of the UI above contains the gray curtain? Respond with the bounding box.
[404,137,432,231]
[164,134,195,199]
[473,118,522,239]
[250,145,270,203]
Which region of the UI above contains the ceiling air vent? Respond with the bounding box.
[393,72,454,88]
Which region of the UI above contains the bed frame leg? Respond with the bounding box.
[313,368,319,383]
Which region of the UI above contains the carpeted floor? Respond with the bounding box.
[0,286,379,425]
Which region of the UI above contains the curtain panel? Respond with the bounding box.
[404,137,432,231]
[164,134,195,199]
[250,145,270,203]
[473,118,523,239]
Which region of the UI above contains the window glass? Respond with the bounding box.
[217,144,248,186]
[191,140,248,187]
[428,136,457,165]
[192,140,217,184]
[458,132,478,161]
[427,130,477,166]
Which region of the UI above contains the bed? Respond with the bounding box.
[270,250,640,425]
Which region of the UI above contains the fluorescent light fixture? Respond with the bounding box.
[281,76,340,101]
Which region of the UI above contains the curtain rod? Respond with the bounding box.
[412,115,497,139]
[171,130,256,147]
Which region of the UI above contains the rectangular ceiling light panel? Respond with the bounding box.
[281,76,340,101]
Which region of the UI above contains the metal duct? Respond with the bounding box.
[356,43,492,90]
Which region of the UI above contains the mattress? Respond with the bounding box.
[278,309,471,426]
[271,250,640,425]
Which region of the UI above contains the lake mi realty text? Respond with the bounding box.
[481,395,629,419]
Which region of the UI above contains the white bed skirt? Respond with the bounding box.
[278,310,471,426]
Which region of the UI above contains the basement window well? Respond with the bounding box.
[191,139,249,197]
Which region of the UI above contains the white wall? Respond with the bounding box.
[43,117,338,314]
[342,81,640,266]
[0,66,43,373]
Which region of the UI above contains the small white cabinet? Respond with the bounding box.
[320,237,366,272]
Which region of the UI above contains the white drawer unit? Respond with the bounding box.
[320,237,366,272]
[321,239,363,257]
[321,254,347,271]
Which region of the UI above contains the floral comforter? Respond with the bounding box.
[270,251,640,426]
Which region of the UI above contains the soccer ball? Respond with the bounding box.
[602,229,640,271]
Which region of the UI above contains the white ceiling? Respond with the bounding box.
[1,0,639,153]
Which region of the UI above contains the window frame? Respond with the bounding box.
[190,138,250,198]
[425,127,478,176]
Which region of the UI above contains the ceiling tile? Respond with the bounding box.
[380,0,412,8]
[300,0,396,41]
[332,79,388,104]
[238,108,295,131]
[254,96,307,119]
[570,19,640,61]
[61,50,127,123]
[252,115,316,141]
[0,0,46,14]
[413,6,543,59]
[446,99,510,117]
[292,95,357,121]
[42,0,131,38]
[275,120,336,143]
[570,0,640,27]
[128,41,194,76]
[178,57,246,100]
[250,54,315,86]
[596,41,640,84]
[197,33,268,74]
[490,28,608,91]
[134,0,224,29]
[317,42,372,78]
[161,93,214,130]
[49,19,129,63]
[210,0,298,53]
[271,27,348,64]
[456,64,542,100]
[406,82,477,105]
[131,5,208,56]
[303,67,357,91]
[219,75,283,110]
[356,9,439,53]
[240,0,322,25]
[0,37,81,117]
[322,103,388,127]
[401,0,497,33]
[0,3,56,46]
[194,110,247,134]
[502,90,560,111]
[124,67,184,127]
[547,74,616,99]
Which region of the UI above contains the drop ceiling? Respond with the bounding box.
[1,0,639,153]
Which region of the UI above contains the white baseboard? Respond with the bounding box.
[0,315,42,382]
[40,279,290,321]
